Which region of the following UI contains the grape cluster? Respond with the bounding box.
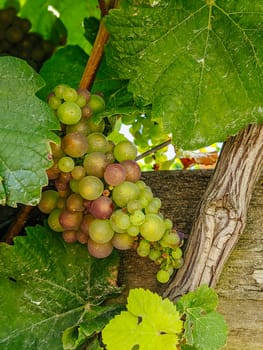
[39,84,184,283]
[0,7,55,71]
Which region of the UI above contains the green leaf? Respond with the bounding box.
[0,225,120,350]
[102,288,183,350]
[62,304,124,350]
[184,309,228,350]
[176,286,228,350]
[105,0,263,149]
[39,45,88,99]
[176,284,218,314]
[20,0,100,53]
[0,56,60,206]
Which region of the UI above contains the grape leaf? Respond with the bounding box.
[105,0,263,149]
[0,56,59,206]
[20,0,100,53]
[177,285,228,350]
[184,309,228,350]
[102,288,183,350]
[176,284,218,314]
[62,304,124,350]
[39,45,88,99]
[0,225,120,350]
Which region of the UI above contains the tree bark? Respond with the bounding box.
[163,124,263,300]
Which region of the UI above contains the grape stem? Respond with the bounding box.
[79,0,119,90]
[135,139,172,161]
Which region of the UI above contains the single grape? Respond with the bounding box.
[104,163,126,186]
[148,248,162,261]
[129,209,145,226]
[80,213,95,234]
[38,189,59,214]
[54,84,68,99]
[62,86,78,102]
[88,94,105,113]
[112,181,140,208]
[86,117,105,133]
[136,239,150,257]
[75,94,87,108]
[59,209,83,230]
[87,239,113,258]
[61,132,88,158]
[48,208,64,232]
[62,230,78,243]
[127,225,140,237]
[172,257,184,269]
[77,230,88,244]
[57,101,82,125]
[145,197,162,214]
[66,119,89,135]
[110,209,130,233]
[50,142,64,159]
[77,88,91,102]
[111,233,134,250]
[160,230,180,248]
[83,152,109,178]
[88,219,114,243]
[139,213,166,242]
[113,140,137,162]
[71,165,86,180]
[66,193,84,212]
[48,95,61,110]
[172,247,183,260]
[78,176,104,200]
[58,156,75,173]
[156,269,170,283]
[81,105,93,119]
[127,199,142,214]
[121,160,141,182]
[89,196,114,219]
[69,179,80,193]
[86,132,108,153]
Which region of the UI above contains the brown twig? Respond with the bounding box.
[4,205,34,244]
[79,0,119,90]
[136,139,172,161]
[79,21,109,90]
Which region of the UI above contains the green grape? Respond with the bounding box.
[48,95,61,110]
[69,179,80,193]
[164,218,173,230]
[54,84,68,99]
[129,209,145,226]
[78,176,104,200]
[75,94,87,108]
[86,117,105,133]
[136,239,150,257]
[57,101,82,125]
[110,209,130,233]
[145,197,162,214]
[86,132,108,153]
[89,219,114,244]
[136,180,147,191]
[111,233,134,250]
[160,230,180,248]
[127,199,142,214]
[113,140,137,162]
[140,213,166,242]
[58,156,75,172]
[38,189,59,214]
[172,257,184,269]
[48,208,64,232]
[62,86,78,102]
[172,247,183,260]
[83,152,108,178]
[148,248,162,261]
[156,269,170,283]
[88,94,105,113]
[127,225,140,237]
[112,181,140,208]
[62,132,88,158]
[71,165,86,180]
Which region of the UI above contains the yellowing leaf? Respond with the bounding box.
[102,288,183,350]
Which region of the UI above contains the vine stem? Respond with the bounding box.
[79,21,109,90]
